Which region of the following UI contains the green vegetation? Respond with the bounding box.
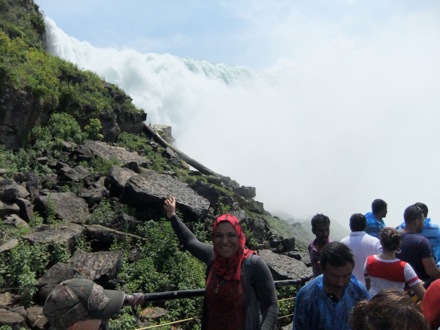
[0,2,304,328]
[0,240,70,306]
[0,0,45,49]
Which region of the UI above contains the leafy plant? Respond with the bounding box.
[0,241,49,306]
[89,198,116,224]
[84,118,104,140]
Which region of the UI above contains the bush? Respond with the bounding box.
[0,241,49,306]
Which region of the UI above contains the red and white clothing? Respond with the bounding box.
[364,254,421,297]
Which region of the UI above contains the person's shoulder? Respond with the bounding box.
[364,234,380,243]
[340,236,350,244]
[246,254,263,267]
[297,276,322,297]
[424,218,440,230]
[403,233,430,244]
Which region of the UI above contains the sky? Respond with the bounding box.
[35,0,440,230]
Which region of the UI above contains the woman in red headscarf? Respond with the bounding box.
[164,197,278,330]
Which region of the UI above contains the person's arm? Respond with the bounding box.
[164,196,214,264]
[252,257,278,330]
[404,263,426,300]
[363,259,371,291]
[365,278,371,291]
[422,256,440,279]
[411,282,426,300]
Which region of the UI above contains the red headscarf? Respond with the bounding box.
[211,214,255,281]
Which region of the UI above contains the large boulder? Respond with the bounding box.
[121,171,210,220]
[258,249,312,280]
[34,192,90,224]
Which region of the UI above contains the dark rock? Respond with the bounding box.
[25,306,47,329]
[281,237,296,252]
[15,198,34,223]
[3,214,29,228]
[71,250,123,281]
[37,263,79,287]
[105,166,137,196]
[0,201,20,217]
[83,224,146,249]
[0,292,19,308]
[258,249,312,280]
[233,185,256,199]
[0,308,26,329]
[24,172,41,201]
[22,224,84,252]
[0,179,29,203]
[243,200,265,214]
[121,171,210,219]
[79,186,109,206]
[192,180,222,206]
[86,141,150,167]
[34,192,90,223]
[0,239,19,253]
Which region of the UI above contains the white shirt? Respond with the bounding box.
[340,231,382,284]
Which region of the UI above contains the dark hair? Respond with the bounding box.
[311,213,330,230]
[350,289,428,330]
[415,202,428,218]
[319,241,355,270]
[404,204,424,224]
[380,227,401,251]
[372,199,387,214]
[350,213,366,232]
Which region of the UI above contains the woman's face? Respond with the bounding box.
[212,221,239,258]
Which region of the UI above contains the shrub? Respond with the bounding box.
[0,241,49,306]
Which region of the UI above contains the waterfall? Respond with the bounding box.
[43,15,440,228]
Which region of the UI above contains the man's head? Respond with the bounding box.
[349,213,367,232]
[311,214,330,243]
[404,204,425,233]
[371,199,387,218]
[415,202,428,218]
[319,242,355,295]
[43,279,125,330]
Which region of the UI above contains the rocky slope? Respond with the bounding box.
[0,1,312,328]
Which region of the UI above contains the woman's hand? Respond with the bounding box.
[164,196,177,219]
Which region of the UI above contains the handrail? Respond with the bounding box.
[142,275,313,302]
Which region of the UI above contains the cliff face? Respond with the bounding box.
[0,2,311,329]
[0,1,146,149]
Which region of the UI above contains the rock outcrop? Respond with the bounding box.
[0,139,312,329]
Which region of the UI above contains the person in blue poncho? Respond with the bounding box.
[396,202,440,266]
[365,199,387,238]
[293,241,369,330]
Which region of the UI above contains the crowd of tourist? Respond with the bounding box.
[296,199,440,330]
[40,197,440,330]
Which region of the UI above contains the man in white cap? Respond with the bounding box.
[43,278,144,330]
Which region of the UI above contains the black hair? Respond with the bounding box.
[414,202,428,218]
[319,241,355,270]
[349,213,366,232]
[404,204,424,224]
[372,199,387,214]
[380,227,401,251]
[311,213,330,230]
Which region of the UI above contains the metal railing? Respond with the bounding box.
[142,275,313,302]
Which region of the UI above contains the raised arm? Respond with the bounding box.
[164,197,214,265]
